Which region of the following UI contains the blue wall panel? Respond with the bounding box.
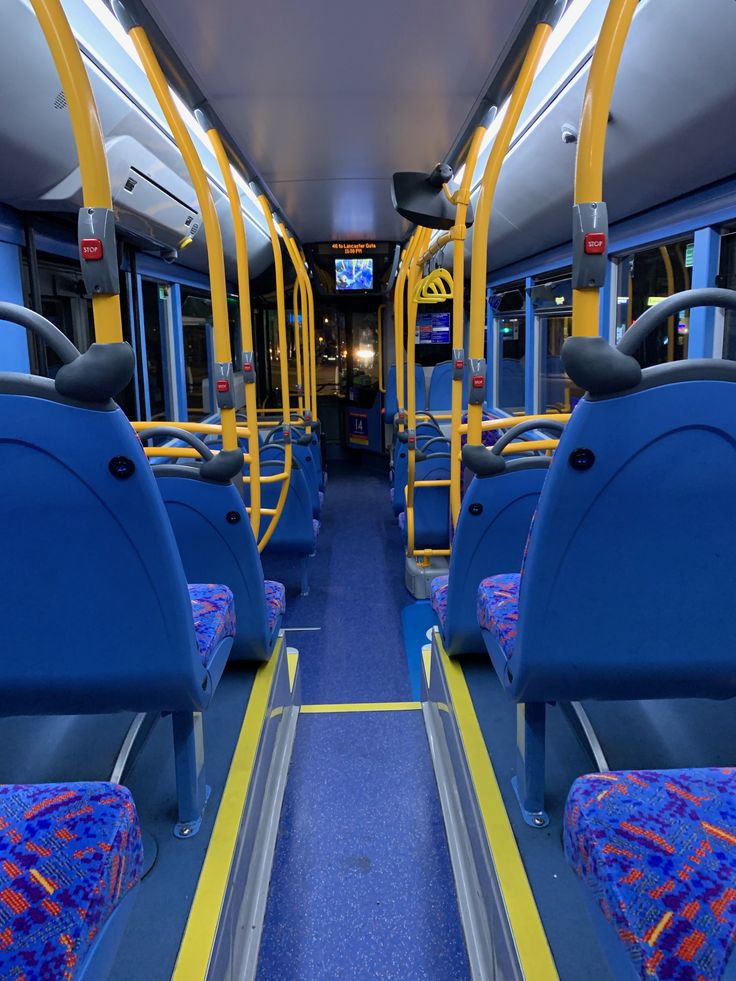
[0,242,30,372]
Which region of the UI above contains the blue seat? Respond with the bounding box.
[385,364,427,421]
[477,289,736,827]
[401,437,451,550]
[391,421,442,517]
[430,420,559,656]
[427,360,468,413]
[0,303,235,837]
[564,767,736,981]
[263,426,322,518]
[249,443,320,595]
[147,427,285,662]
[0,781,143,981]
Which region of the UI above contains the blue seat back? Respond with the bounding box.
[514,369,736,703]
[155,473,273,661]
[250,444,316,556]
[0,382,208,714]
[385,364,427,420]
[392,422,441,515]
[412,451,451,550]
[444,463,546,655]
[427,361,468,413]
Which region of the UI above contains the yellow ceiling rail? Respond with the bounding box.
[30,0,123,345]
[255,199,293,551]
[572,0,638,337]
[467,8,562,448]
[200,114,261,534]
[113,2,239,456]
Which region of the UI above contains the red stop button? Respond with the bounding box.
[472,375,485,389]
[216,379,230,393]
[584,233,607,255]
[80,238,103,260]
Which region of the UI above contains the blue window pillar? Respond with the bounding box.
[689,227,721,358]
[169,282,188,421]
[599,261,615,341]
[485,290,495,406]
[524,276,536,414]
[0,242,30,372]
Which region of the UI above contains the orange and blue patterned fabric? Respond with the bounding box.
[565,768,736,980]
[476,574,520,661]
[188,583,236,667]
[0,782,142,981]
[264,580,286,636]
[431,575,449,629]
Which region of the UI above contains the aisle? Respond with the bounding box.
[259,461,470,979]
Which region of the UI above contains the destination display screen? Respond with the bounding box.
[306,242,398,295]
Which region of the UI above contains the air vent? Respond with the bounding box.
[124,176,138,193]
[53,90,67,111]
[190,223,200,235]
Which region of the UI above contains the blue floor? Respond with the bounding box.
[258,710,469,980]
[260,459,469,978]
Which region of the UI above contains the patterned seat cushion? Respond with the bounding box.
[0,782,143,980]
[431,575,449,629]
[565,768,736,980]
[477,574,520,661]
[264,580,286,636]
[188,584,236,667]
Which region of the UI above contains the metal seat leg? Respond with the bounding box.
[172,711,209,839]
[512,701,549,828]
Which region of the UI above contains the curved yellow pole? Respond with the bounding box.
[293,276,304,413]
[393,237,420,430]
[377,304,386,393]
[203,123,261,532]
[406,227,432,557]
[467,21,553,446]
[117,17,238,453]
[31,0,123,344]
[450,125,486,529]
[256,199,292,552]
[283,232,311,422]
[299,247,317,424]
[573,0,639,337]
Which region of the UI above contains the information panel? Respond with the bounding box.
[415,311,451,344]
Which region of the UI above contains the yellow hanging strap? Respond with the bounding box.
[256,199,293,552]
[202,120,261,534]
[413,268,454,304]
[114,6,239,454]
[405,227,432,557]
[31,0,123,344]
[573,0,638,337]
[467,19,556,448]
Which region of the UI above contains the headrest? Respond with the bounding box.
[55,343,135,403]
[562,336,641,396]
[200,449,245,484]
[462,444,507,478]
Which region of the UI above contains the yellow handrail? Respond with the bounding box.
[298,245,318,424]
[30,0,123,345]
[573,0,638,337]
[467,20,555,447]
[283,232,311,426]
[115,11,239,456]
[393,238,419,429]
[450,124,486,530]
[130,419,251,438]
[203,121,261,533]
[456,412,571,435]
[256,200,293,551]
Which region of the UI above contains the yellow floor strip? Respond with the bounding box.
[440,643,559,981]
[172,638,283,981]
[300,701,421,714]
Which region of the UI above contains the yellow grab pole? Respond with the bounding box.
[573,0,638,337]
[202,120,261,533]
[256,198,292,551]
[406,227,432,556]
[31,0,123,344]
[299,247,318,426]
[393,237,420,431]
[283,233,310,422]
[467,17,557,447]
[450,124,486,530]
[113,5,238,452]
[377,304,386,393]
[293,276,304,414]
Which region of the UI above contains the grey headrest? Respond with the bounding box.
[55,342,135,403]
[200,449,245,484]
[562,336,641,396]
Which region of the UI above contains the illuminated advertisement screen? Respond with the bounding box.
[335,257,374,291]
[415,311,451,344]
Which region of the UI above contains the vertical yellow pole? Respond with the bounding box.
[393,237,420,431]
[377,304,386,393]
[203,122,261,532]
[467,21,554,446]
[283,232,309,421]
[406,227,432,556]
[257,199,292,551]
[450,125,486,529]
[299,248,318,426]
[293,276,305,414]
[116,12,238,451]
[573,0,638,337]
[30,0,123,344]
